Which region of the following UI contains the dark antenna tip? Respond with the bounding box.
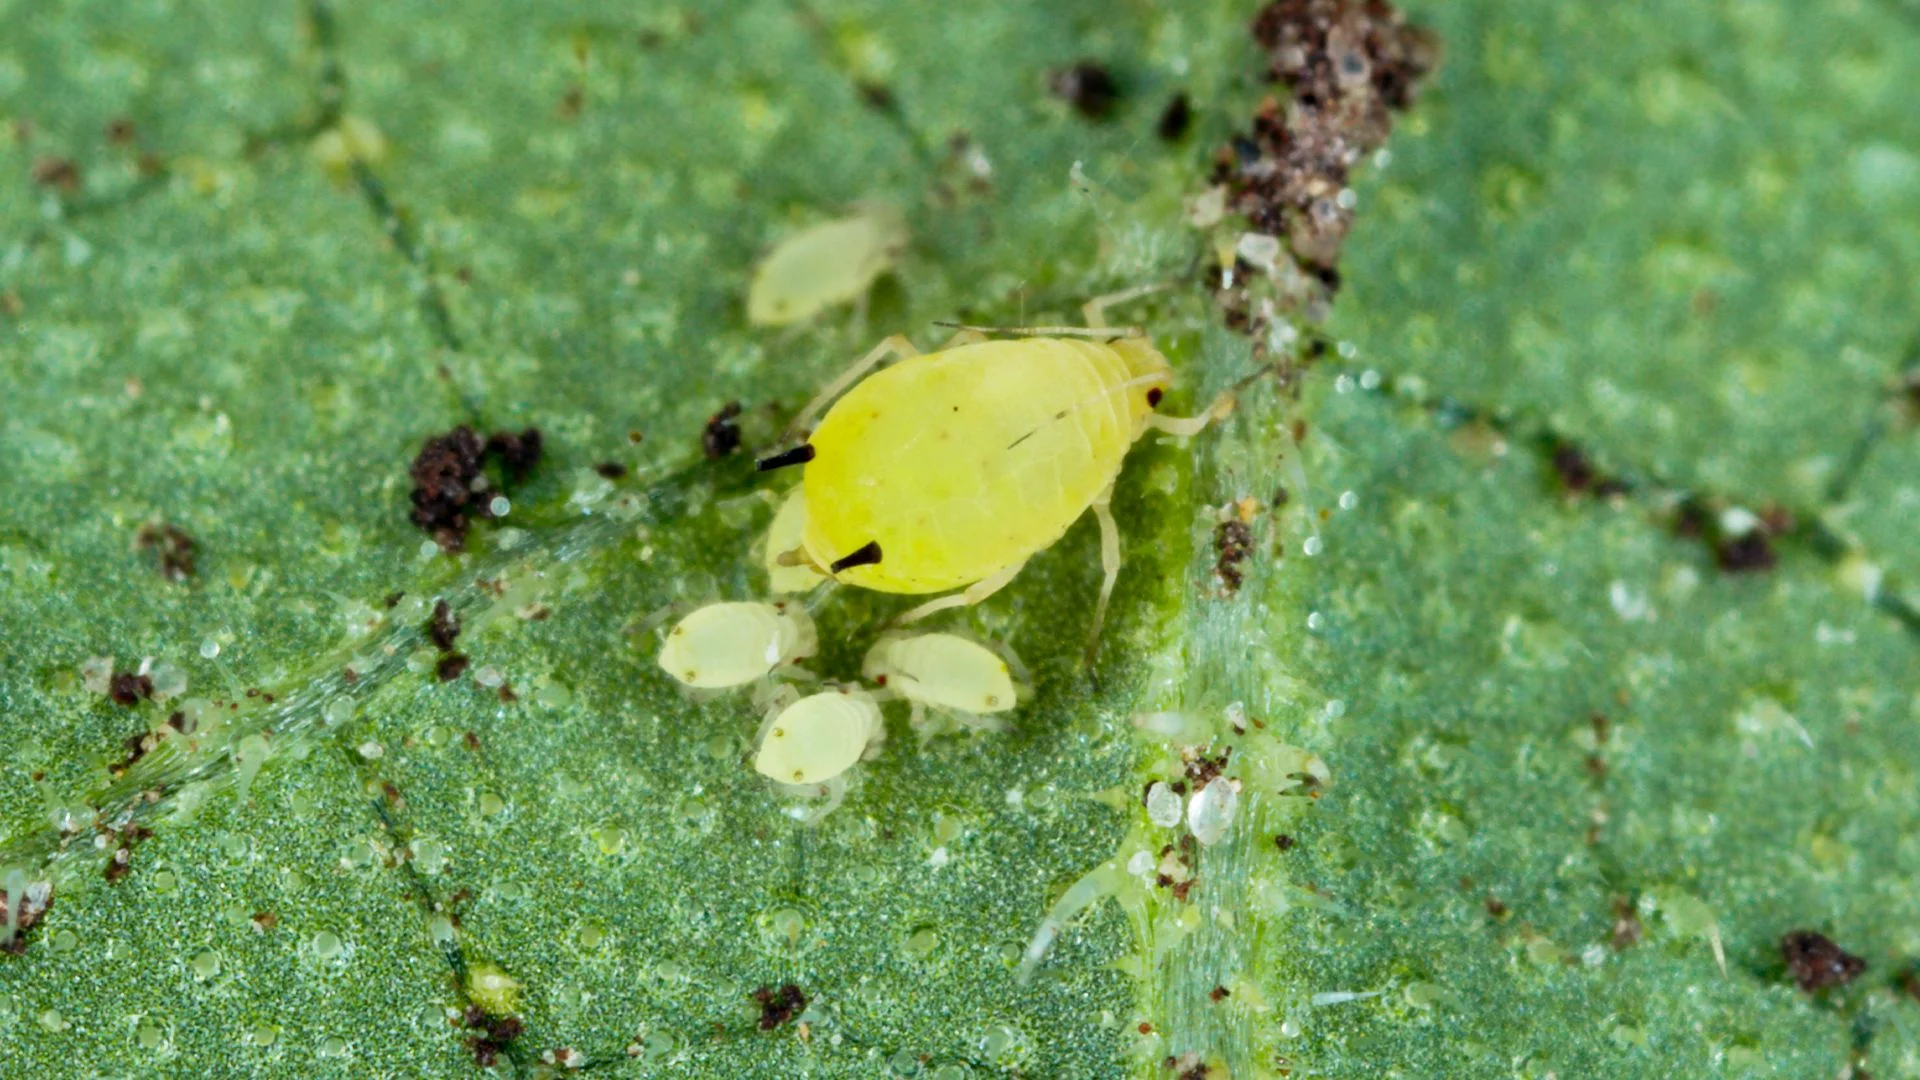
[829,541,883,573]
[756,443,816,472]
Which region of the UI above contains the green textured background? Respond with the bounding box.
[2,0,1917,1077]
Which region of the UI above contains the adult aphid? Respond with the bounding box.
[759,287,1242,659]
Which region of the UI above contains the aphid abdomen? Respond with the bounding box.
[804,339,1138,593]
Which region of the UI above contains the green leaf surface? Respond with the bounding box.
[2,0,1917,1077]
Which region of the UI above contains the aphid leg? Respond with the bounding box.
[1145,391,1237,437]
[939,326,991,348]
[1080,283,1170,330]
[803,775,848,824]
[787,334,920,438]
[1085,483,1122,666]
[893,560,1026,625]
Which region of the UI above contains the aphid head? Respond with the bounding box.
[1110,336,1173,420]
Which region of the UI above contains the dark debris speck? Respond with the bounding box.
[752,983,808,1030]
[1210,0,1438,319]
[1214,518,1255,593]
[436,654,471,683]
[408,425,545,552]
[428,599,462,651]
[1782,930,1865,992]
[1157,92,1194,140]
[134,521,197,582]
[29,156,81,194]
[593,461,628,479]
[109,671,154,707]
[1049,61,1121,120]
[702,401,744,460]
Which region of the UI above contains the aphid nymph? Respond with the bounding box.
[863,631,1024,737]
[762,487,828,594]
[753,685,885,822]
[655,600,816,689]
[747,205,908,327]
[759,287,1237,658]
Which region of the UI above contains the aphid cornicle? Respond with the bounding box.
[760,289,1234,650]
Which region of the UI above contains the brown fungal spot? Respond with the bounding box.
[752,983,808,1030]
[251,910,278,933]
[1782,930,1865,992]
[1484,895,1509,919]
[1049,61,1121,120]
[1137,1022,1154,1034]
[1215,518,1255,593]
[105,117,136,145]
[1210,0,1437,323]
[464,1010,525,1068]
[593,461,628,479]
[436,654,471,683]
[702,401,744,459]
[134,521,197,582]
[428,599,462,651]
[464,730,482,751]
[109,671,155,707]
[1157,92,1193,140]
[29,156,81,194]
[407,426,545,551]
[1184,748,1232,786]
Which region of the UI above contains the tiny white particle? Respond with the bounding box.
[489,496,511,517]
[1359,369,1381,390]
[357,741,384,760]
[1338,490,1358,510]
[1302,535,1324,557]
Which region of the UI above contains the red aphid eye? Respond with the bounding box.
[1146,387,1164,407]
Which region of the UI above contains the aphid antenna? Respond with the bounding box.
[930,321,1145,340]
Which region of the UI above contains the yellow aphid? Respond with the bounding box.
[747,206,908,326]
[656,601,815,689]
[764,487,827,594]
[310,115,389,175]
[863,632,1019,732]
[758,290,1233,652]
[753,688,884,785]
